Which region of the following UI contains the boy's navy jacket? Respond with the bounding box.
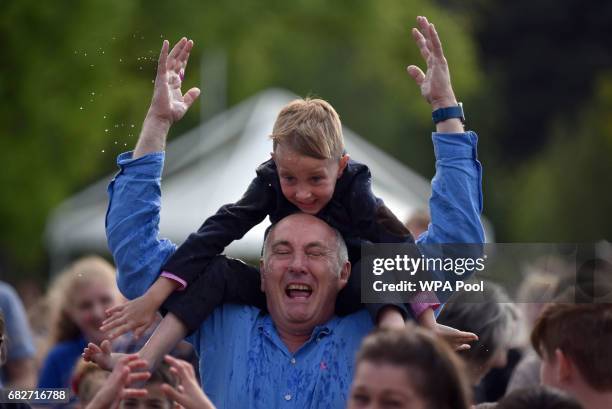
[161,157,414,285]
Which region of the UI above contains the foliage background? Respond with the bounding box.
[1,0,610,283]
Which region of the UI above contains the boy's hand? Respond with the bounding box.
[433,323,478,352]
[148,37,201,126]
[418,307,478,351]
[101,295,160,340]
[406,16,458,110]
[161,355,216,409]
[82,339,124,371]
[85,355,150,409]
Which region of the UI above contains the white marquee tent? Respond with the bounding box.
[45,88,493,272]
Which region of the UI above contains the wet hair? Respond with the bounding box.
[271,98,344,160]
[355,326,472,409]
[531,303,612,392]
[497,387,583,409]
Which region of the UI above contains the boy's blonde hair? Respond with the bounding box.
[271,98,344,160]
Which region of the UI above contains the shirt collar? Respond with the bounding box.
[257,313,339,344]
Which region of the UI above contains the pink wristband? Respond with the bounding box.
[160,271,187,290]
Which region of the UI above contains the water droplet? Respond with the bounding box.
[130,124,135,128]
[91,92,95,96]
[105,129,109,133]
[124,143,127,146]
[151,80,155,83]
[139,66,143,70]
[90,99,94,102]
[119,58,123,63]
[114,141,118,144]
[160,34,164,38]
[74,50,78,54]
[84,52,87,56]
[103,115,107,119]
[79,106,84,110]
[102,51,105,54]
[115,124,119,128]
[101,149,105,153]
[90,64,95,68]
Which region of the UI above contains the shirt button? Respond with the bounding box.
[290,358,296,365]
[284,394,292,401]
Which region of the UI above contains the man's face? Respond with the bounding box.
[260,213,350,332]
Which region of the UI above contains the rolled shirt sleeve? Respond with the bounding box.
[418,131,484,246]
[105,151,177,300]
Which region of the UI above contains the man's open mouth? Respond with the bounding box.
[285,283,313,299]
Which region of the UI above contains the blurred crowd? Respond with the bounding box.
[1,220,611,409]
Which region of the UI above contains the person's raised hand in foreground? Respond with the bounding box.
[135,37,201,159]
[85,355,150,409]
[82,339,128,371]
[161,355,216,409]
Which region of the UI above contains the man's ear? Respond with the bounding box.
[259,258,266,292]
[555,348,574,383]
[337,154,350,178]
[337,261,351,290]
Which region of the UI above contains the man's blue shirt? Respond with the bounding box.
[191,305,372,409]
[105,131,484,409]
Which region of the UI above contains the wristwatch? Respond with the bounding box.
[432,102,465,124]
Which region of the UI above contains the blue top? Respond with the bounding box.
[0,281,37,387]
[37,336,87,388]
[105,131,484,409]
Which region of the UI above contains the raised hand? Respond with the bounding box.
[85,355,150,409]
[161,355,216,409]
[148,38,201,125]
[406,16,458,110]
[82,339,124,371]
[101,295,159,340]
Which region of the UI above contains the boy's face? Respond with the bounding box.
[121,383,173,409]
[273,145,348,215]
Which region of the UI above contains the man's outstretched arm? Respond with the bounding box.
[407,16,484,245]
[106,37,200,300]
